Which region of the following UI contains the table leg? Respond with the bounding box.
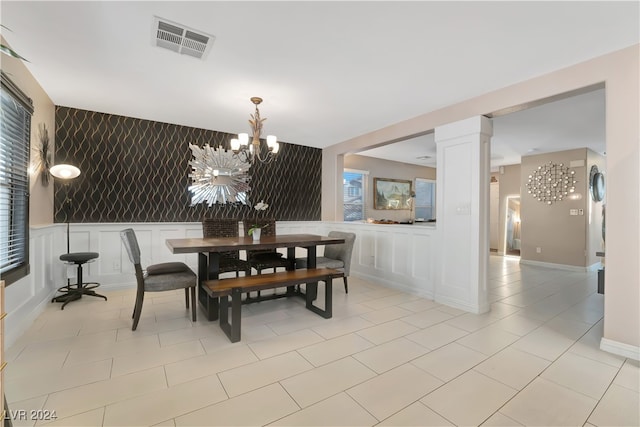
[286,247,295,269]
[306,246,318,300]
[198,252,220,321]
[286,247,296,296]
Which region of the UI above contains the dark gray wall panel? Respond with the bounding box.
[54,107,321,223]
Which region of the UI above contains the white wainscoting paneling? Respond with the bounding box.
[5,224,65,347]
[4,220,435,348]
[325,222,438,299]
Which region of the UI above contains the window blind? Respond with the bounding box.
[1,71,32,284]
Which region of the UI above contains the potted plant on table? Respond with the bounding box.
[248,201,269,241]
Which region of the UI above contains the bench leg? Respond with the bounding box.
[198,284,219,321]
[198,252,221,321]
[198,253,219,321]
[306,282,318,301]
[305,278,332,319]
[219,289,242,343]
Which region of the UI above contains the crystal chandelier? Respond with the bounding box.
[230,97,280,165]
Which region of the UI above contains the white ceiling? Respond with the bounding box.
[1,1,637,166]
[357,87,606,168]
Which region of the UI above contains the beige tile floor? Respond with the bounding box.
[5,256,639,426]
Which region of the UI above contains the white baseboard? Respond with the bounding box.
[434,294,490,314]
[5,288,58,348]
[586,262,602,272]
[600,337,640,361]
[520,259,601,272]
[352,271,434,301]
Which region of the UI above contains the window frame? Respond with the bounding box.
[1,71,32,285]
[414,177,436,221]
[343,168,368,222]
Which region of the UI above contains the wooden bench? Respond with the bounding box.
[202,268,343,342]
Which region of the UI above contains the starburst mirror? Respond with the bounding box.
[188,143,251,206]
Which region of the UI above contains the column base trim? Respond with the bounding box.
[600,337,640,361]
[520,259,601,272]
[352,272,434,301]
[434,294,490,315]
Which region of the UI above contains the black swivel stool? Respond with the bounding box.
[52,252,108,309]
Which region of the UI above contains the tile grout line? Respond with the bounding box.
[486,319,620,426]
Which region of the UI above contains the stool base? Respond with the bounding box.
[52,282,108,310]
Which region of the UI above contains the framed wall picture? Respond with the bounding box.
[374,178,412,210]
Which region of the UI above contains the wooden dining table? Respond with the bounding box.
[165,233,345,321]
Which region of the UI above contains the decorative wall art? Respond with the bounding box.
[374,178,412,210]
[188,143,251,206]
[526,161,577,204]
[589,165,606,202]
[34,123,51,185]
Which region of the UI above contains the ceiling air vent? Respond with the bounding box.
[153,16,214,60]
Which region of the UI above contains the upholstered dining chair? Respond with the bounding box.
[202,218,252,277]
[120,228,197,331]
[296,231,356,293]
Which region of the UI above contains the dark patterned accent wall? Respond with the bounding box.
[54,107,321,223]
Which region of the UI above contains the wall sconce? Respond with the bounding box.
[50,164,81,180]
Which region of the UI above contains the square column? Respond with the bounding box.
[435,116,493,314]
